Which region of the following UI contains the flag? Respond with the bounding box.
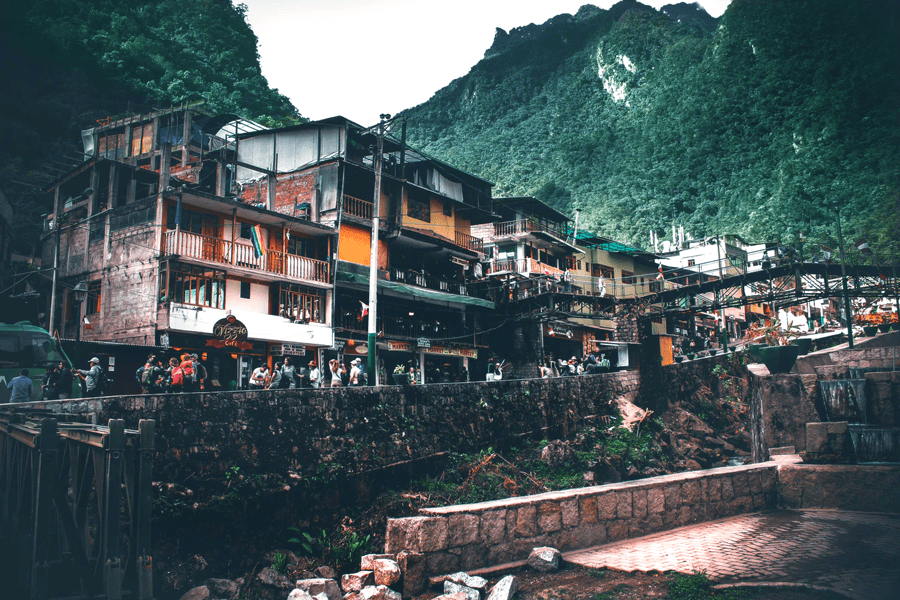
[359,301,368,318]
[249,224,264,258]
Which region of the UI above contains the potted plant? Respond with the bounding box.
[674,355,684,363]
[392,364,409,385]
[862,323,878,337]
[743,319,801,374]
[878,316,892,333]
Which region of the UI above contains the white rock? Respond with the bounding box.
[179,586,210,600]
[360,554,394,571]
[444,581,480,600]
[486,575,518,600]
[527,546,561,572]
[343,585,401,600]
[446,572,488,591]
[294,578,342,600]
[288,589,315,600]
[340,571,374,593]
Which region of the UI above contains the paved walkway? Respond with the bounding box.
[564,510,900,600]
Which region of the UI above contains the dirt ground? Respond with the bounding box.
[420,565,853,600]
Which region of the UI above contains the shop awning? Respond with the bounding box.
[337,263,495,309]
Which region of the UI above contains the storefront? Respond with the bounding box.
[161,303,334,389]
[380,339,477,384]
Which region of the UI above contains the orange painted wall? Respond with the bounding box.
[402,195,472,240]
[339,223,388,268]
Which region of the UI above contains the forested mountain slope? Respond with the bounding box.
[399,0,900,249]
[0,0,298,253]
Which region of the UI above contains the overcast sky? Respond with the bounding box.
[240,0,732,127]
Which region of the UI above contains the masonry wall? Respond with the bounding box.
[385,463,779,574]
[19,372,641,490]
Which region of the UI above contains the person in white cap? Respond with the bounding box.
[75,357,104,397]
[349,358,363,387]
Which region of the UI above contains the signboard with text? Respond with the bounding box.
[424,345,478,359]
[270,343,306,356]
[207,316,252,350]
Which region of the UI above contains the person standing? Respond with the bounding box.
[76,358,104,398]
[42,364,60,400]
[268,362,283,389]
[7,369,34,402]
[349,358,363,386]
[308,360,320,388]
[329,359,343,387]
[281,357,298,389]
[191,354,208,391]
[297,359,310,388]
[55,361,74,399]
[179,354,197,393]
[249,364,268,390]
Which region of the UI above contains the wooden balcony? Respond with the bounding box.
[488,257,564,278]
[164,230,330,284]
[455,230,485,254]
[492,219,567,240]
[343,194,373,219]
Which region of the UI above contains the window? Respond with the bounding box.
[240,281,251,299]
[166,206,204,235]
[442,199,453,217]
[287,236,310,257]
[279,284,326,324]
[240,222,253,239]
[622,270,636,285]
[594,265,614,279]
[407,194,430,222]
[687,259,696,267]
[86,281,102,315]
[162,264,226,309]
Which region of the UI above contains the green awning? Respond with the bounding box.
[336,263,494,309]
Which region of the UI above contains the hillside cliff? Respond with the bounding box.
[399,0,900,249]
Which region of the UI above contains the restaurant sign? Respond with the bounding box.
[387,341,414,352]
[270,343,306,356]
[425,345,478,358]
[207,315,253,350]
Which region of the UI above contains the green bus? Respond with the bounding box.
[0,322,72,403]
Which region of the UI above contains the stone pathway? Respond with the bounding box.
[564,509,900,600]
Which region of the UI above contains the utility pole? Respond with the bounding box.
[716,234,727,348]
[367,114,389,385]
[836,208,854,348]
[892,243,899,326]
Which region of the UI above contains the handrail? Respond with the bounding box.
[455,230,485,254]
[164,230,330,284]
[492,219,567,240]
[343,194,373,219]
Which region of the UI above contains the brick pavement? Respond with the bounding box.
[564,509,900,600]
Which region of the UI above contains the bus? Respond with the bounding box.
[0,322,72,403]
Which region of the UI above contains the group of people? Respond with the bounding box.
[6,357,113,402]
[248,356,370,390]
[136,353,207,394]
[539,354,611,378]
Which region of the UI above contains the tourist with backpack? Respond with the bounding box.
[74,357,104,397]
[166,357,183,392]
[191,354,208,391]
[137,354,156,394]
[179,353,197,393]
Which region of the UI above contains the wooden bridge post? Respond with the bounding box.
[30,418,58,600]
[104,419,126,600]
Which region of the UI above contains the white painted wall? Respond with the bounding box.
[226,279,269,313]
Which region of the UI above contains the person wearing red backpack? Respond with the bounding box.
[167,357,184,392]
[179,353,196,393]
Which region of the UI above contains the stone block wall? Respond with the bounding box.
[748,367,820,462]
[777,464,900,512]
[385,463,778,574]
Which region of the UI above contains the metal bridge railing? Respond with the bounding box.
[0,411,154,600]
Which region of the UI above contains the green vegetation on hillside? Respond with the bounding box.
[400,0,900,250]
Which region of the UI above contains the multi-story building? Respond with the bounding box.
[231,117,498,383]
[43,107,336,391]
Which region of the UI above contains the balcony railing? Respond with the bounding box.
[164,230,330,284]
[455,231,484,254]
[343,194,373,219]
[487,257,564,278]
[335,312,489,347]
[492,219,567,240]
[389,267,470,296]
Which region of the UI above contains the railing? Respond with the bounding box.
[492,219,567,240]
[336,312,488,347]
[343,194,373,219]
[0,414,154,600]
[455,231,485,254]
[389,267,470,296]
[164,230,330,284]
[487,258,564,278]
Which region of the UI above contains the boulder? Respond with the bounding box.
[294,578,342,600]
[179,586,210,600]
[527,547,561,572]
[446,572,488,591]
[433,594,469,600]
[372,559,401,587]
[343,585,402,600]
[360,554,394,571]
[165,554,209,595]
[316,566,337,580]
[203,579,239,600]
[341,572,374,593]
[253,568,293,600]
[540,441,572,467]
[486,576,518,600]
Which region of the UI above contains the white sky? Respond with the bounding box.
[240,0,732,127]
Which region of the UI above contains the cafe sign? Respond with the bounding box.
[425,345,478,359]
[207,315,253,350]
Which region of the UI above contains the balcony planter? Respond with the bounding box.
[791,338,813,356]
[891,322,900,331]
[758,345,800,374]
[878,323,891,333]
[863,325,878,337]
[674,355,684,364]
[685,353,695,361]
[393,373,409,386]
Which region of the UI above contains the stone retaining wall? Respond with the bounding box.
[385,463,778,575]
[777,463,900,512]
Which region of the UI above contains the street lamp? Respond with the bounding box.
[72,281,89,367]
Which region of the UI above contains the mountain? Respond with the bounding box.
[398,0,900,250]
